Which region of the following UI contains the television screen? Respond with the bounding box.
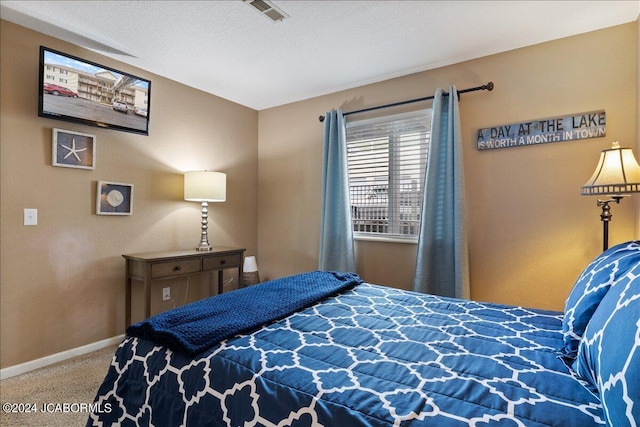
[39,46,150,135]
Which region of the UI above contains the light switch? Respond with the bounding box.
[24,208,38,226]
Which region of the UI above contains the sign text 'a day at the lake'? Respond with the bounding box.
[476,110,606,150]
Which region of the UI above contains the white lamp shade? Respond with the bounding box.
[581,142,640,195]
[243,256,258,272]
[184,171,226,202]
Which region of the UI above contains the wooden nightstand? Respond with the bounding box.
[122,246,245,326]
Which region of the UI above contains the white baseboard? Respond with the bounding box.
[0,334,125,380]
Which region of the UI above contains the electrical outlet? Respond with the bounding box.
[162,287,171,301]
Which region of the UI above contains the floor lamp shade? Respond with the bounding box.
[581,142,640,195]
[184,171,226,251]
[581,142,640,251]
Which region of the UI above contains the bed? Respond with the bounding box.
[88,241,640,427]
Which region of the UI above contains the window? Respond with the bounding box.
[346,109,431,241]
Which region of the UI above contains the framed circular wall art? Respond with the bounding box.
[97,181,133,215]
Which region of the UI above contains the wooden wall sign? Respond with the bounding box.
[476,110,606,150]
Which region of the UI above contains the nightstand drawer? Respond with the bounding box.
[202,254,241,271]
[151,259,201,278]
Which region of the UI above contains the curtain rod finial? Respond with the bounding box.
[319,115,325,123]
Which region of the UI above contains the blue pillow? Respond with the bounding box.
[561,241,640,360]
[572,262,640,426]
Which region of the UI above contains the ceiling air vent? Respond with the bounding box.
[245,0,289,22]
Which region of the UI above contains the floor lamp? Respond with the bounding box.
[581,142,640,252]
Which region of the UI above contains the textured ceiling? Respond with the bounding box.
[1,1,639,110]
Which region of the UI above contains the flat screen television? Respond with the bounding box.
[39,46,151,135]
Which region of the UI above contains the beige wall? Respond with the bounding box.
[258,22,639,310]
[0,21,259,368]
[1,18,638,369]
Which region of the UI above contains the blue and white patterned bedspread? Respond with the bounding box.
[88,284,603,426]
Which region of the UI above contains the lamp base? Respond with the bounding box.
[596,195,624,252]
[242,271,261,287]
[196,201,213,251]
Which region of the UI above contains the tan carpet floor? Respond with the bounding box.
[0,344,117,427]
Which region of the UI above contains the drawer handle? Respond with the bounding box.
[174,265,182,271]
[220,260,226,265]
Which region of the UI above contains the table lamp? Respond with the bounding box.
[242,256,260,286]
[581,141,640,251]
[184,171,226,251]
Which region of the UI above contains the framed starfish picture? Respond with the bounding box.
[52,128,96,169]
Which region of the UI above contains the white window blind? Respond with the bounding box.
[346,109,432,240]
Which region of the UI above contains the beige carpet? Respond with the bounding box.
[0,345,118,427]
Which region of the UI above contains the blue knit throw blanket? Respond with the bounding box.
[126,271,362,356]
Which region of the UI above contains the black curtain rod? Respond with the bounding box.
[318,81,494,122]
